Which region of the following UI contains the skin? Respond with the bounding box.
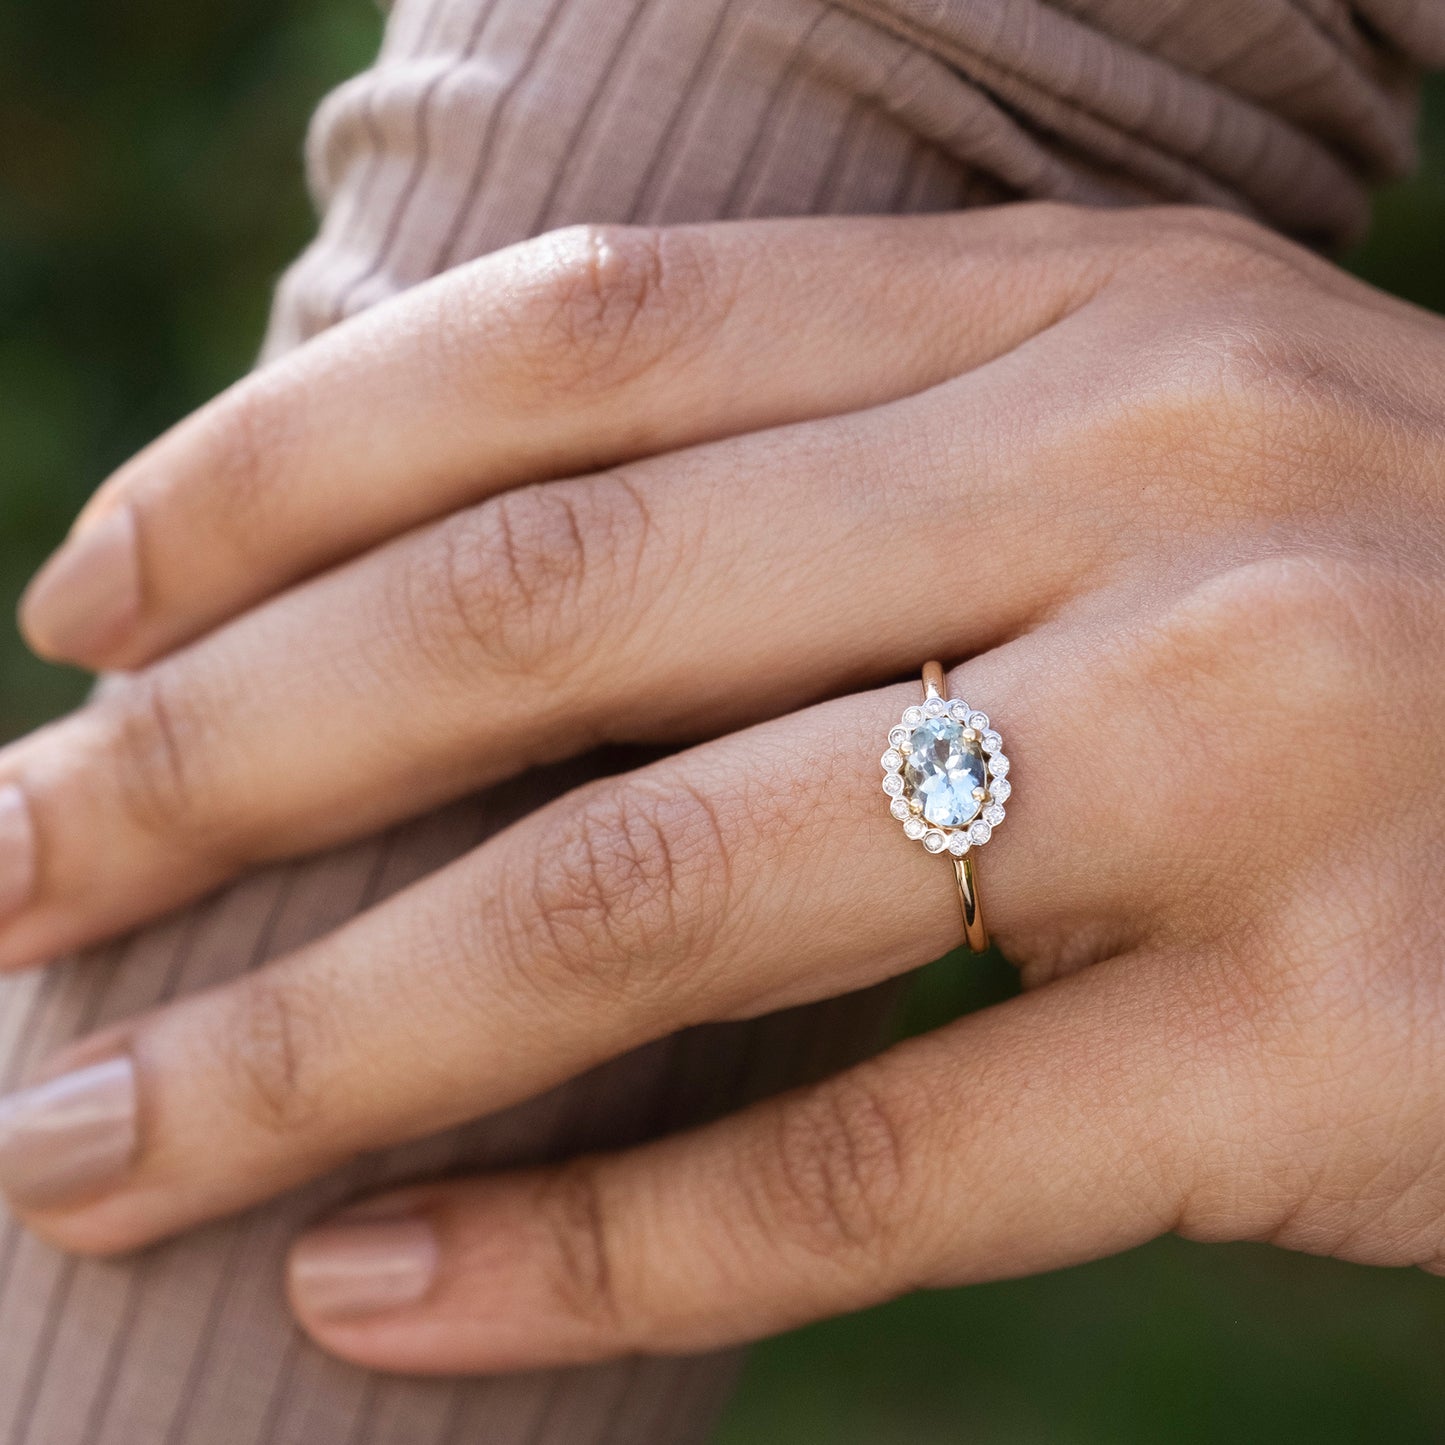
[2,203,1445,1373]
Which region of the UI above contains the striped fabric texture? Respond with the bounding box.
[0,1,1440,1441]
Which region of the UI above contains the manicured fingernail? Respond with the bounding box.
[0,1056,138,1209]
[0,785,36,920]
[290,1217,439,1321]
[20,505,141,663]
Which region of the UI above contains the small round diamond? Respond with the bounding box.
[982,803,1005,827]
[981,730,1002,754]
[988,754,1010,778]
[882,773,904,797]
[969,819,992,845]
[989,777,1011,802]
[950,700,971,721]
[967,711,989,732]
[888,725,908,748]
[881,748,902,772]
[902,706,923,726]
[924,696,946,717]
[947,833,970,856]
[889,796,911,820]
[903,816,926,840]
[923,830,947,853]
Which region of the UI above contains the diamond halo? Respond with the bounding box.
[880,695,1009,854]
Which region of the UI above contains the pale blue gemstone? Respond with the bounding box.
[903,718,986,828]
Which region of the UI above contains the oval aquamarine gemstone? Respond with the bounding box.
[902,717,986,828]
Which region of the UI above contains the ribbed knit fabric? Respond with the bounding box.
[264,0,1445,356]
[0,2,1438,1441]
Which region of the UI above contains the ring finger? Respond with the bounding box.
[0,613,1180,1256]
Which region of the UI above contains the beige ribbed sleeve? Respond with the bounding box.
[265,0,1444,356]
[0,2,1438,1442]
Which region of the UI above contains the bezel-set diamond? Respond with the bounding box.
[881,695,1009,853]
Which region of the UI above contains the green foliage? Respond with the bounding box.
[0,12,1441,1438]
[0,0,383,730]
[719,1239,1445,1444]
[1351,80,1445,312]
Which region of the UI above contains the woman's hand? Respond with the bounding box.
[2,205,1443,1373]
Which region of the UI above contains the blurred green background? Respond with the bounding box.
[2,5,1444,1440]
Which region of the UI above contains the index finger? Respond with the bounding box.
[19,208,1112,670]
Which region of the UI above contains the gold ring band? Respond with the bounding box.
[952,854,988,954]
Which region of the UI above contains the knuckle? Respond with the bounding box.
[1136,555,1394,838]
[1089,309,1340,520]
[104,671,230,850]
[1163,553,1381,704]
[740,1067,913,1265]
[1170,313,1294,401]
[497,779,733,1007]
[529,1160,628,1335]
[504,223,729,396]
[216,972,331,1139]
[446,487,586,682]
[397,475,651,686]
[1088,552,1428,935]
[1143,312,1305,425]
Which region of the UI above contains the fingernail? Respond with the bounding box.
[290,1217,439,1321]
[0,785,36,920]
[0,1056,138,1209]
[20,505,141,663]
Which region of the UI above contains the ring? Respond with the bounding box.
[880,661,1009,953]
